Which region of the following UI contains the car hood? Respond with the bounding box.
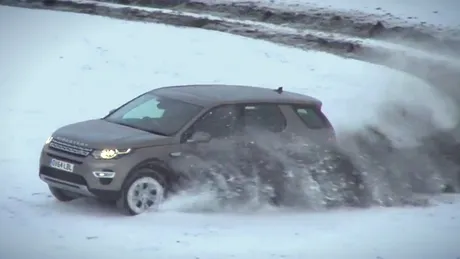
[53,119,175,149]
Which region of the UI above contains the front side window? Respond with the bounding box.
[186,105,239,140]
[105,93,202,136]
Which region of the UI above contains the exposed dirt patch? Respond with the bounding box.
[185,1,459,47]
[4,0,362,56]
[4,0,458,97]
[98,0,460,55]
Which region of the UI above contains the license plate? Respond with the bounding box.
[50,158,74,173]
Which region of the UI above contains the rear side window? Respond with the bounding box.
[293,105,330,129]
[243,104,286,133]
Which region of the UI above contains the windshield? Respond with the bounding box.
[105,93,203,136]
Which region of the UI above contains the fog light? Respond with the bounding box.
[93,171,116,178]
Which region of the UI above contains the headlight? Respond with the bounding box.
[92,148,132,160]
[45,136,53,145]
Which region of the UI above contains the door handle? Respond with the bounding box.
[169,152,182,157]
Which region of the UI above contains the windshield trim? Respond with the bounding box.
[103,92,146,120]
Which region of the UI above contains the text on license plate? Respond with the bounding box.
[50,158,74,173]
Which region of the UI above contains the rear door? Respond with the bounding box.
[237,103,288,181]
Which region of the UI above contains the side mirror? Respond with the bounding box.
[187,131,211,144]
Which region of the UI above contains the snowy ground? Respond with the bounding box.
[1,4,460,259]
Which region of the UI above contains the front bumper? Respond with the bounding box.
[38,145,133,199]
[40,174,95,197]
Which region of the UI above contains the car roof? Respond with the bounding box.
[150,84,321,107]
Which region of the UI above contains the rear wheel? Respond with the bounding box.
[117,171,166,216]
[49,186,79,202]
[333,154,372,207]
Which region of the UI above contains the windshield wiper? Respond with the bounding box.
[109,121,168,136]
[144,128,168,136]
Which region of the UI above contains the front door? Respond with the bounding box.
[172,104,241,180]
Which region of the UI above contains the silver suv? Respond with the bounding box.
[39,84,360,215]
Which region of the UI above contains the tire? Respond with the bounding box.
[342,170,372,208]
[49,186,79,202]
[116,169,167,216]
[329,153,372,208]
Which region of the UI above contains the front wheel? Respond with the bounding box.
[117,171,166,216]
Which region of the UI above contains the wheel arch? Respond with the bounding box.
[123,158,180,192]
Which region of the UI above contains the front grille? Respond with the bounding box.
[49,138,93,157]
[40,166,87,186]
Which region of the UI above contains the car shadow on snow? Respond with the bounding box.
[42,197,125,217]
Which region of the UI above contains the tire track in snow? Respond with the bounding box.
[2,0,459,95]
